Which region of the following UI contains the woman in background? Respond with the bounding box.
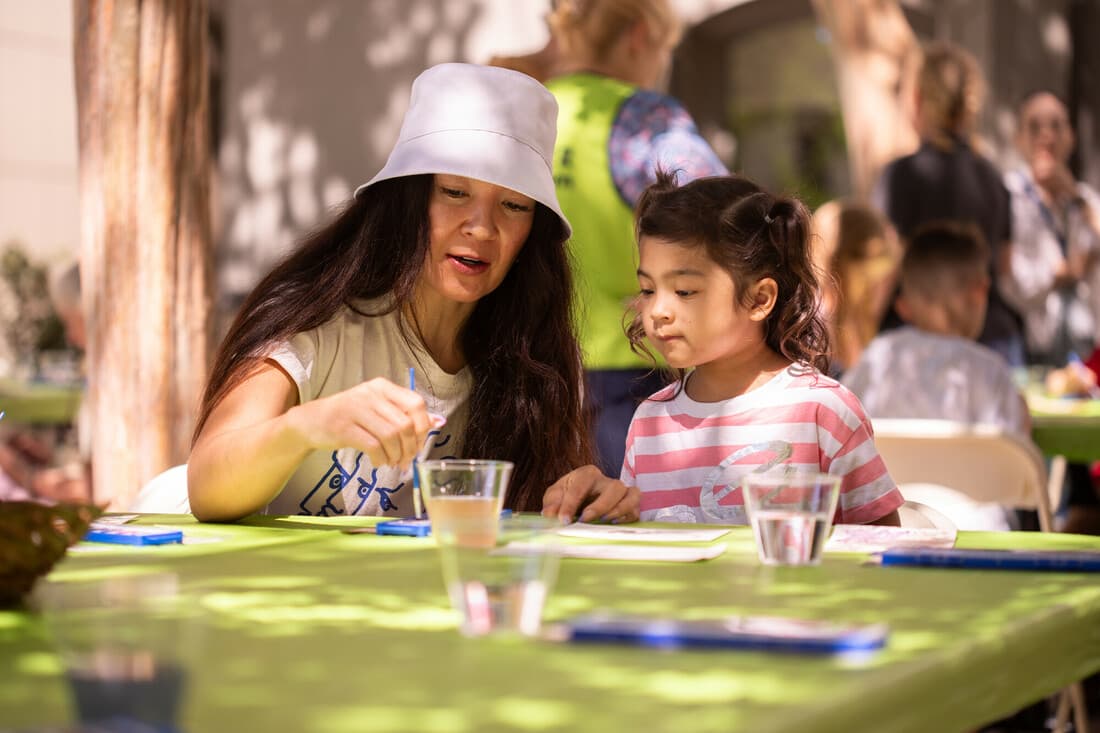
[542,0,728,476]
[874,41,1023,366]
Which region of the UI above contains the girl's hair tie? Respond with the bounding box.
[764,214,774,224]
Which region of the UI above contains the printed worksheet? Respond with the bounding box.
[556,523,730,543]
[824,524,957,553]
[499,541,726,562]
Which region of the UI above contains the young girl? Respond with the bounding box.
[618,171,902,525]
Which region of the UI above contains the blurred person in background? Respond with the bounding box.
[1000,90,1100,537]
[842,222,1028,531]
[0,260,90,503]
[873,41,1023,367]
[540,0,728,476]
[811,200,901,375]
[1000,90,1100,370]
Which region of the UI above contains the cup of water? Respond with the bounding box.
[35,573,194,730]
[741,472,841,566]
[417,460,560,637]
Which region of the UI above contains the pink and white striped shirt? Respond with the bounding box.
[622,367,903,525]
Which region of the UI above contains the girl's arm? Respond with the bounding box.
[188,360,432,522]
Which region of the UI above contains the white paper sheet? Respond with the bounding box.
[824,524,957,553]
[556,523,730,543]
[500,541,726,562]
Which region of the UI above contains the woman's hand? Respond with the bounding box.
[541,465,640,524]
[189,365,435,522]
[287,377,434,471]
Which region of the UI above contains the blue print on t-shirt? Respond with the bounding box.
[299,427,460,516]
[349,467,404,514]
[299,450,363,516]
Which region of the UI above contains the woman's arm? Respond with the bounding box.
[188,361,432,522]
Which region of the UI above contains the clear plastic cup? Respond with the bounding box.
[417,460,559,636]
[741,472,841,566]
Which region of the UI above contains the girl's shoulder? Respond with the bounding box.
[633,381,683,413]
[778,367,867,416]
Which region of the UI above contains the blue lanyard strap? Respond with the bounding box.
[1021,177,1071,253]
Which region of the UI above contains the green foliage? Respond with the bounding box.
[0,242,69,372]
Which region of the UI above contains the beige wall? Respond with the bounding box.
[0,0,78,265]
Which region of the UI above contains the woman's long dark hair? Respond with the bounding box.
[626,170,830,384]
[194,175,593,511]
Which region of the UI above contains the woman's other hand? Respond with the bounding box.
[541,465,640,524]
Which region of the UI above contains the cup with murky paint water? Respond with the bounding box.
[741,472,841,566]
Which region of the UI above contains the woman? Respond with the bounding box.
[188,63,637,523]
[542,0,728,477]
[1001,90,1100,367]
[874,41,1023,366]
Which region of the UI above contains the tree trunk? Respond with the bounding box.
[811,0,921,198]
[73,0,212,508]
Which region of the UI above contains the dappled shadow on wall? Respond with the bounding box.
[212,0,483,330]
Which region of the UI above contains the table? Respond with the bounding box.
[1028,393,1100,464]
[3,515,1100,733]
[0,378,83,425]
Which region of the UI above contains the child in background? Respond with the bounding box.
[842,222,1029,531]
[620,171,903,526]
[842,222,1030,436]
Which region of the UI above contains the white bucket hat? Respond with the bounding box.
[355,63,571,238]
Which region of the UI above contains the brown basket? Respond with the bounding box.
[0,501,102,608]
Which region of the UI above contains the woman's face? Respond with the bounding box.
[421,174,535,304]
[1017,93,1075,175]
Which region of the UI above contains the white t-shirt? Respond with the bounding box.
[1002,168,1100,360]
[265,299,470,516]
[841,326,1029,437]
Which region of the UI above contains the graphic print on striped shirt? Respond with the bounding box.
[622,368,903,525]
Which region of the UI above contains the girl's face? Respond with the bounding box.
[636,236,771,370]
[421,174,535,305]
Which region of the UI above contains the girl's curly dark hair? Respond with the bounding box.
[626,170,831,385]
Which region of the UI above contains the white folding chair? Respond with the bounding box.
[129,464,191,514]
[870,419,1082,732]
[870,419,1065,533]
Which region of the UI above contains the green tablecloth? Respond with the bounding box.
[1024,386,1100,463]
[3,516,1099,733]
[1030,399,1100,464]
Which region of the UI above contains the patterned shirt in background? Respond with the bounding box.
[623,367,903,525]
[608,90,728,206]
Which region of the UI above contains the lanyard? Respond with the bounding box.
[1021,177,1071,254]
